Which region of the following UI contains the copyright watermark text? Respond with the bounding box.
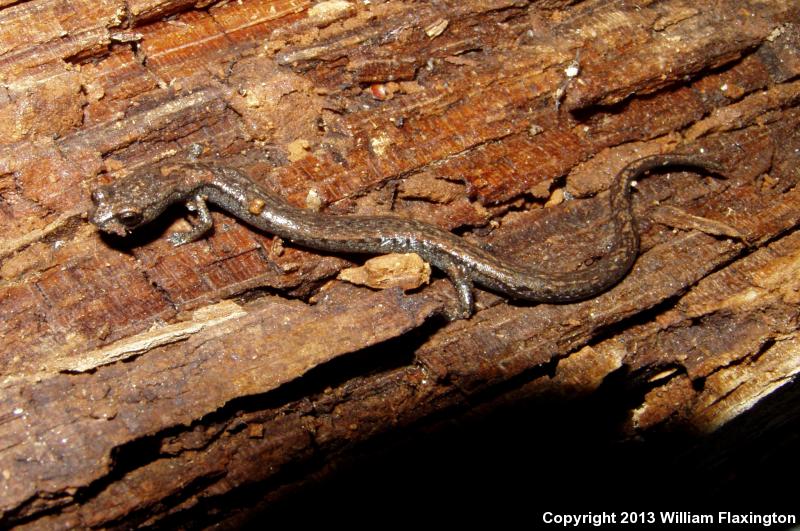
[542,511,796,527]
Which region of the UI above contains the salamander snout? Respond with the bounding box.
[89,185,144,237]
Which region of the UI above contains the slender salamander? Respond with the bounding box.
[89,154,722,318]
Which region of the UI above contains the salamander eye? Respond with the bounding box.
[91,188,107,204]
[116,209,143,227]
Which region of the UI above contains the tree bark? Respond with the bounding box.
[1,0,798,527]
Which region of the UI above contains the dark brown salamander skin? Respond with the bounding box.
[89,155,722,318]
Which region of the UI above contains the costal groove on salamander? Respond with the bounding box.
[88,155,722,318]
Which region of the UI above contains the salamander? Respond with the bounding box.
[89,155,722,318]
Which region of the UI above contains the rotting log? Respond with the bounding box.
[1,0,799,527]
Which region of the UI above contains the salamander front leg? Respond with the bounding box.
[444,262,474,320]
[167,194,213,246]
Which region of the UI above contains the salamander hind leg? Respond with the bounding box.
[443,262,475,320]
[167,194,214,246]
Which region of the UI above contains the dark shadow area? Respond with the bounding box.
[159,361,800,529]
[244,377,799,525]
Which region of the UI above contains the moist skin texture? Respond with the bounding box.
[89,155,722,319]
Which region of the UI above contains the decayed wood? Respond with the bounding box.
[0,0,799,526]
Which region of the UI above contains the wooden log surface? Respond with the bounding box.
[0,0,799,526]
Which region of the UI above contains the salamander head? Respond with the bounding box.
[89,167,184,237]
